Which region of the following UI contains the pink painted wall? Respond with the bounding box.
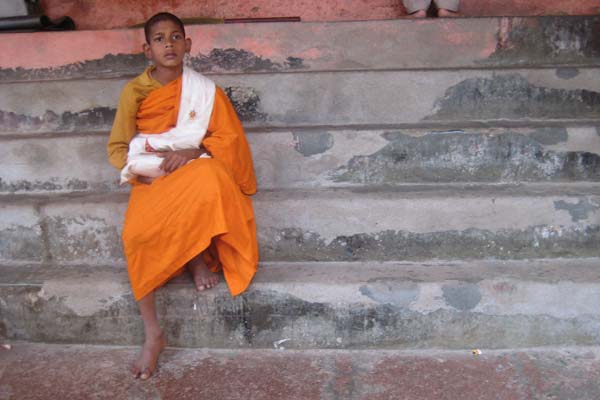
[40,0,600,30]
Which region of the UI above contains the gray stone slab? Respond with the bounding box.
[0,203,44,262]
[1,69,599,134]
[1,17,599,82]
[3,127,600,194]
[41,199,127,264]
[1,186,599,264]
[3,259,600,348]
[0,134,122,193]
[256,187,600,261]
[0,127,600,194]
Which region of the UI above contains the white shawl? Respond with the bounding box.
[120,68,216,183]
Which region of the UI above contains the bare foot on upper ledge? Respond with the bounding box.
[131,332,167,380]
[187,254,220,291]
[437,8,459,17]
[406,9,427,18]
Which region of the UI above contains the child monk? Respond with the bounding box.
[107,12,258,380]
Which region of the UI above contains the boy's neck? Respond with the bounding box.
[150,65,183,85]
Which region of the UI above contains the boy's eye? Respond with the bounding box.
[172,33,182,40]
[153,36,163,42]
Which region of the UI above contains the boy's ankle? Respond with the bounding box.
[144,330,165,341]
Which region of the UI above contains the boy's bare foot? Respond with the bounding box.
[437,8,459,17]
[407,9,427,18]
[132,333,167,380]
[187,255,219,291]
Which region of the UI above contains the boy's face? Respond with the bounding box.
[144,20,191,69]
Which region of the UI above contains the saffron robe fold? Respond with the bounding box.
[108,67,258,301]
[120,68,216,184]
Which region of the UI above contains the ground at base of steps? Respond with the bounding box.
[1,342,600,399]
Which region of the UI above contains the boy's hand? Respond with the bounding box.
[157,149,202,173]
[137,176,155,185]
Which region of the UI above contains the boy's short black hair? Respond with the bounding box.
[144,12,186,43]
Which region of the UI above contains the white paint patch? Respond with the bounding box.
[545,127,600,154]
[0,205,40,229]
[477,279,600,319]
[409,283,446,314]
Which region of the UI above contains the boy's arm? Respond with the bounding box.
[202,86,257,195]
[107,85,138,169]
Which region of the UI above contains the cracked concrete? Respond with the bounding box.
[3,261,600,348]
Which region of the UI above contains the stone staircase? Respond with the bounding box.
[1,16,600,352]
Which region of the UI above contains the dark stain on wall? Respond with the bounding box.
[556,68,580,80]
[260,225,600,262]
[332,131,600,184]
[0,178,91,193]
[554,198,600,222]
[485,16,600,66]
[0,49,305,82]
[293,131,334,156]
[0,53,147,82]
[0,107,116,133]
[4,282,600,349]
[189,48,305,73]
[426,74,600,121]
[0,84,264,132]
[224,86,267,122]
[442,283,482,311]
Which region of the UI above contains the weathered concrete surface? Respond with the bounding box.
[2,185,600,263]
[3,345,600,400]
[2,69,600,134]
[256,187,600,261]
[0,204,45,262]
[332,128,600,184]
[0,134,122,193]
[39,0,600,29]
[1,17,599,82]
[3,260,600,348]
[3,127,600,194]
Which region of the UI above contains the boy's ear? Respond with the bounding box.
[185,37,192,53]
[143,42,152,59]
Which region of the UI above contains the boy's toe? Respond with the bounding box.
[140,369,152,380]
[131,363,141,377]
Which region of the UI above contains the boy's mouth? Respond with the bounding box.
[164,53,177,59]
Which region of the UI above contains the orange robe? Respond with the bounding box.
[107,67,258,301]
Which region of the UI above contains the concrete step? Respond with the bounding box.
[2,259,600,349]
[2,343,600,400]
[1,184,599,264]
[3,68,600,133]
[38,1,600,30]
[3,126,600,194]
[1,17,599,82]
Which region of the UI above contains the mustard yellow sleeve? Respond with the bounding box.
[107,83,138,170]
